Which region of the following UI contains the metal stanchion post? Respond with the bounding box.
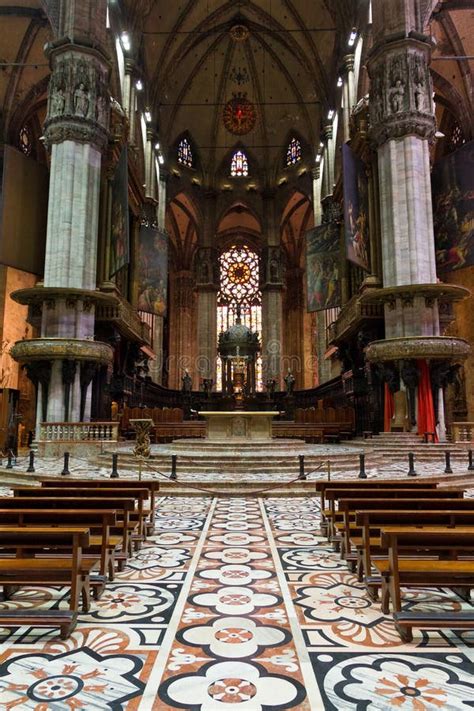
[26,450,35,473]
[444,450,453,474]
[407,452,417,476]
[170,454,178,481]
[327,459,331,481]
[6,451,13,470]
[110,453,119,479]
[468,450,474,472]
[61,451,70,476]
[298,454,306,480]
[358,453,367,479]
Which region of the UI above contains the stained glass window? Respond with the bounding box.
[450,122,465,152]
[19,125,32,156]
[230,150,249,177]
[216,244,262,390]
[286,137,302,166]
[177,138,193,168]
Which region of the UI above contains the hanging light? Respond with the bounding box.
[348,28,358,47]
[337,76,343,88]
[144,109,152,123]
[327,109,335,121]
[120,31,131,52]
[135,79,143,91]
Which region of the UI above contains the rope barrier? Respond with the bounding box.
[140,458,329,497]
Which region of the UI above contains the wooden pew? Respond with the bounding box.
[40,478,160,534]
[352,505,474,588]
[0,497,136,568]
[0,509,118,582]
[325,487,465,542]
[13,487,149,550]
[375,527,474,640]
[0,526,93,638]
[315,480,439,534]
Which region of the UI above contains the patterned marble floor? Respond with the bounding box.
[0,495,474,709]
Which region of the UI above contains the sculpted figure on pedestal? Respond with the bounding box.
[389,80,405,113]
[74,83,90,117]
[51,87,65,116]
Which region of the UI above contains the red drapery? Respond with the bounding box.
[384,383,394,432]
[417,359,438,442]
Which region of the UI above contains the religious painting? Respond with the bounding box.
[432,140,474,273]
[137,226,168,316]
[306,223,341,312]
[109,147,130,277]
[342,144,370,271]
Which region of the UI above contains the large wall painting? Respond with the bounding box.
[342,144,370,271]
[432,140,474,273]
[137,226,168,317]
[109,147,130,277]
[306,223,341,312]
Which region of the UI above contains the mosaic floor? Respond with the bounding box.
[1,495,474,709]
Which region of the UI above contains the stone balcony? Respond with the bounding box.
[327,295,383,345]
[95,293,151,345]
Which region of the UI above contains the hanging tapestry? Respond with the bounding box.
[137,226,168,316]
[342,144,370,271]
[306,223,341,312]
[432,140,474,273]
[109,147,130,277]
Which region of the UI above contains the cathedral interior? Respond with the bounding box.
[0,0,473,708]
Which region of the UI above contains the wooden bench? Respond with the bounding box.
[0,497,136,568]
[13,487,149,551]
[352,505,474,590]
[315,480,439,534]
[376,527,474,617]
[40,478,160,535]
[0,509,118,582]
[393,611,474,643]
[0,526,93,638]
[336,495,470,565]
[325,487,464,542]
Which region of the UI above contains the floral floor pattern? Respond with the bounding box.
[0,495,473,709]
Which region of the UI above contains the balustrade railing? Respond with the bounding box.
[39,422,119,442]
[452,422,474,443]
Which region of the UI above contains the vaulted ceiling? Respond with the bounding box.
[124,0,360,183]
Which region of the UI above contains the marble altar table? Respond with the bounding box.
[198,411,278,441]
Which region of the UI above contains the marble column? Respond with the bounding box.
[168,270,195,389]
[196,192,218,387]
[368,12,438,339]
[284,267,305,387]
[123,59,137,145]
[148,168,167,385]
[342,53,355,142]
[261,192,283,388]
[38,5,111,424]
[367,0,451,436]
[196,247,218,385]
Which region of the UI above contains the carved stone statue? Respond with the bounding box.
[202,378,213,396]
[401,360,419,427]
[182,370,192,393]
[51,87,65,117]
[389,80,405,113]
[265,378,276,397]
[284,369,295,396]
[74,83,89,117]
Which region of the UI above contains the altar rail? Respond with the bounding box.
[452,422,474,443]
[39,422,119,443]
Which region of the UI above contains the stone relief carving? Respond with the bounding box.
[74,83,90,117]
[45,49,110,150]
[368,41,436,145]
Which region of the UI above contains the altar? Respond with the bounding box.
[198,411,278,441]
